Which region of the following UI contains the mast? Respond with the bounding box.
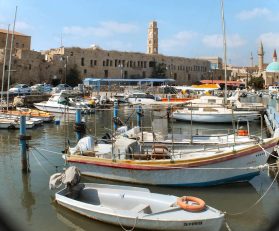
[221,0,227,104]
[0,24,10,111]
[6,6,18,111]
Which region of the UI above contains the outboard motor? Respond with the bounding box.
[49,166,85,199]
[68,136,94,154]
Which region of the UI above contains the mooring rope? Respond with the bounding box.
[31,147,64,171]
[30,149,51,176]
[257,143,279,159]
[116,214,138,231]
[32,147,63,155]
[225,169,279,216]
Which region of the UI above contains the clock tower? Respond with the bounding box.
[147,21,158,54]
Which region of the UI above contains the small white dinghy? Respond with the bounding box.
[50,167,224,231]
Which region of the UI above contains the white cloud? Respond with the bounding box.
[0,20,33,33]
[202,34,246,48]
[161,31,197,51]
[236,8,270,20]
[63,21,138,38]
[258,32,279,47]
[16,21,34,31]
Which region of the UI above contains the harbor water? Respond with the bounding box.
[0,105,278,231]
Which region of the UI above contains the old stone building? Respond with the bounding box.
[42,46,210,85]
[0,21,211,86]
[0,29,31,50]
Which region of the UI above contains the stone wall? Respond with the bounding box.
[44,47,210,85]
[0,45,211,86]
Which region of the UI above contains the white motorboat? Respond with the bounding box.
[126,91,161,105]
[172,96,259,123]
[34,91,94,114]
[0,117,35,129]
[51,167,224,231]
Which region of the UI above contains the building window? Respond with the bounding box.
[103,60,106,66]
[29,64,32,70]
[94,60,97,66]
[144,61,147,68]
[110,60,113,66]
[81,57,84,66]
[90,60,93,67]
[115,60,118,67]
[70,52,74,56]
[84,69,87,74]
[104,70,108,78]
[59,69,63,74]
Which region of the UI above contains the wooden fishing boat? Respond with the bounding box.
[64,133,278,186]
[55,183,224,231]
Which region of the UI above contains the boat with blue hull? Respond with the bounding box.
[64,132,278,186]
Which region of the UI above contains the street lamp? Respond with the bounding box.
[118,63,123,79]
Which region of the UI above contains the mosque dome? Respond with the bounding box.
[266,62,279,72]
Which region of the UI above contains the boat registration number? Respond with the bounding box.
[184,221,202,226]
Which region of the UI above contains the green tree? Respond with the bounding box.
[248,76,264,90]
[151,62,167,78]
[66,65,82,87]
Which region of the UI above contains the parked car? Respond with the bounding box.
[8,84,32,94]
[52,84,72,92]
[31,83,53,93]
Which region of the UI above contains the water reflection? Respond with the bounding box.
[0,104,278,231]
[21,173,35,222]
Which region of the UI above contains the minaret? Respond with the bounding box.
[273,49,277,62]
[147,21,158,54]
[258,41,264,71]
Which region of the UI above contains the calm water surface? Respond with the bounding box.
[0,105,278,231]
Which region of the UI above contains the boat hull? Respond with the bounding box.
[34,103,79,114]
[66,140,275,186]
[172,111,258,123]
[55,183,224,231]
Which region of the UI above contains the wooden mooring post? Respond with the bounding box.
[19,116,31,173]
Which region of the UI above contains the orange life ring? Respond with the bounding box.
[238,129,248,136]
[177,196,206,212]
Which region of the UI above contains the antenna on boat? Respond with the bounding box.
[221,0,227,105]
[6,5,18,111]
[0,24,10,111]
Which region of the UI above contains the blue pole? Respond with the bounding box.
[20,116,28,172]
[136,104,142,128]
[113,100,118,130]
[75,109,82,141]
[76,109,81,124]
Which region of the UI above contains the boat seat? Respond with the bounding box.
[130,203,150,213]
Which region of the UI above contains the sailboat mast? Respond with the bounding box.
[0,24,10,111]
[6,6,18,111]
[221,0,227,105]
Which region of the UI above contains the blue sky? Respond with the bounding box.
[1,0,279,66]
